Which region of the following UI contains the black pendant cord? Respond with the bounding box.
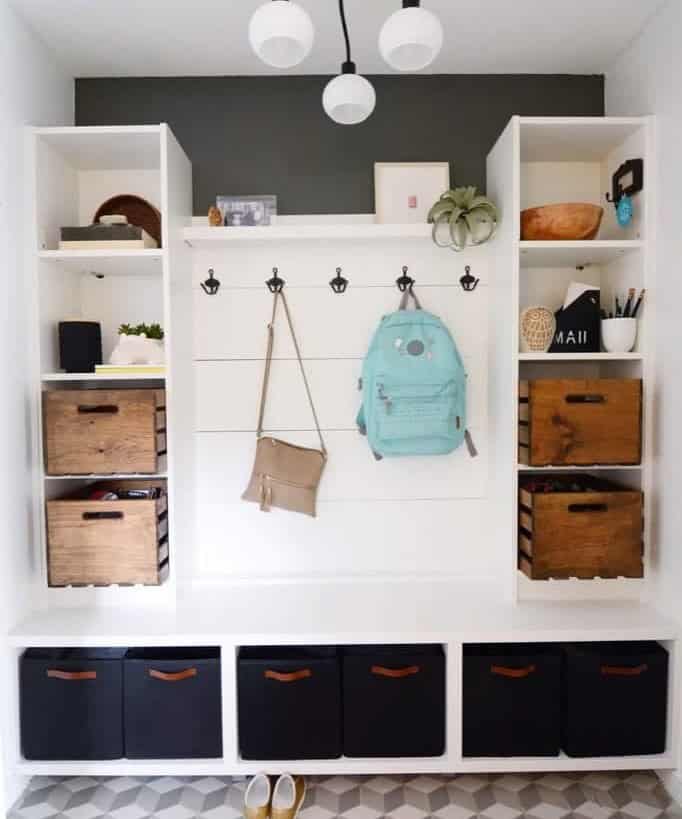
[338,0,355,72]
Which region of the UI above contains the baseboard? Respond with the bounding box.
[659,769,682,804]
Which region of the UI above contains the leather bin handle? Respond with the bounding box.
[47,669,97,681]
[491,664,536,679]
[568,503,608,514]
[148,668,198,682]
[371,665,420,678]
[77,404,119,414]
[264,669,312,683]
[601,663,649,677]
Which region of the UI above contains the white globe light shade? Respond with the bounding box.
[249,1,314,69]
[322,73,376,125]
[379,6,443,71]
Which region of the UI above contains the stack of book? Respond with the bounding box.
[95,364,165,376]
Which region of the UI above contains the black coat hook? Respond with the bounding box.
[396,265,415,292]
[329,267,348,294]
[201,268,221,295]
[459,265,479,292]
[266,267,285,293]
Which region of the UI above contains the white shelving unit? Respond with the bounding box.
[487,116,655,604]
[4,118,676,782]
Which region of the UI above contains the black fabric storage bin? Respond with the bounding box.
[463,643,562,757]
[563,641,668,757]
[343,644,445,758]
[21,647,125,760]
[238,646,341,760]
[124,647,222,759]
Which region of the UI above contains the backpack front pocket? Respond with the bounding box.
[373,380,460,449]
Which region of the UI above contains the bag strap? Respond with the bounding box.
[256,291,327,456]
[399,286,422,311]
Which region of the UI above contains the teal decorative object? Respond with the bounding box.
[617,193,633,227]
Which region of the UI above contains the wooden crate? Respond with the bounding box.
[44,389,166,475]
[47,480,168,587]
[518,477,643,580]
[519,379,641,466]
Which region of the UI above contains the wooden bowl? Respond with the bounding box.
[521,203,604,241]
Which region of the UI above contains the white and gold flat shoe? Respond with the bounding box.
[244,772,272,819]
[271,774,306,819]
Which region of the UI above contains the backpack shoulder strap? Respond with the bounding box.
[398,286,423,311]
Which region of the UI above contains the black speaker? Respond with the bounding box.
[58,321,102,373]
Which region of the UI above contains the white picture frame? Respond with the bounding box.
[374,162,450,224]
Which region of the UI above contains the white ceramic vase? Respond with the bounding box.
[109,334,165,365]
[601,318,637,353]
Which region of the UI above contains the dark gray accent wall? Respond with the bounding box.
[76,75,603,215]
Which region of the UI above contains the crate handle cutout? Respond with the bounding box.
[371,665,421,678]
[565,394,606,404]
[601,664,649,677]
[82,511,124,521]
[47,670,97,681]
[568,503,608,514]
[491,664,536,679]
[77,404,120,414]
[149,668,198,682]
[264,669,312,683]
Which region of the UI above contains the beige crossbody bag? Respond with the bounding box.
[242,290,327,517]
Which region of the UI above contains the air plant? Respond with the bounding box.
[118,322,164,340]
[428,186,498,252]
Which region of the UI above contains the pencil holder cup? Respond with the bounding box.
[601,317,637,353]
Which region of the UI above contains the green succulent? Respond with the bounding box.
[428,186,498,252]
[118,322,165,340]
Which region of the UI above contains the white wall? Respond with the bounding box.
[606,0,682,778]
[0,1,73,809]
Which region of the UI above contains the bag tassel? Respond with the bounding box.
[259,481,272,512]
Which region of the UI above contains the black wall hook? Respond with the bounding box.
[606,158,644,207]
[201,268,221,295]
[396,266,415,292]
[266,267,285,293]
[459,265,479,292]
[330,267,348,294]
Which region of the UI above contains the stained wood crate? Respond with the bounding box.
[47,480,168,587]
[518,476,643,580]
[44,389,166,475]
[519,379,642,466]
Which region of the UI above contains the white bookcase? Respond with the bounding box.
[3,119,678,783]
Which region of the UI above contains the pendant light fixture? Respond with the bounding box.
[322,0,376,125]
[249,0,315,69]
[379,0,443,72]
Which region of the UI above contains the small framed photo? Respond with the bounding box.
[374,162,450,224]
[216,195,277,227]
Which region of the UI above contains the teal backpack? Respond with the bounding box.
[356,287,477,460]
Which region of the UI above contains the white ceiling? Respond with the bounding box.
[14,0,663,77]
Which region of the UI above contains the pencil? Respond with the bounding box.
[623,287,636,317]
[631,289,646,318]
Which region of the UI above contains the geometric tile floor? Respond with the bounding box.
[10,772,682,819]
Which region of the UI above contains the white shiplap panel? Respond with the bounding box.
[195,357,487,432]
[194,498,497,580]
[192,244,490,289]
[194,285,487,362]
[196,429,487,503]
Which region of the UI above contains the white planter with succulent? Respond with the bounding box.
[110,323,165,365]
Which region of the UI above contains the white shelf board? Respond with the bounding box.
[519,240,643,268]
[34,125,162,170]
[43,454,168,481]
[41,372,165,382]
[38,249,164,276]
[518,463,642,472]
[17,751,675,777]
[184,223,433,245]
[519,117,646,162]
[518,352,643,361]
[8,579,678,646]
